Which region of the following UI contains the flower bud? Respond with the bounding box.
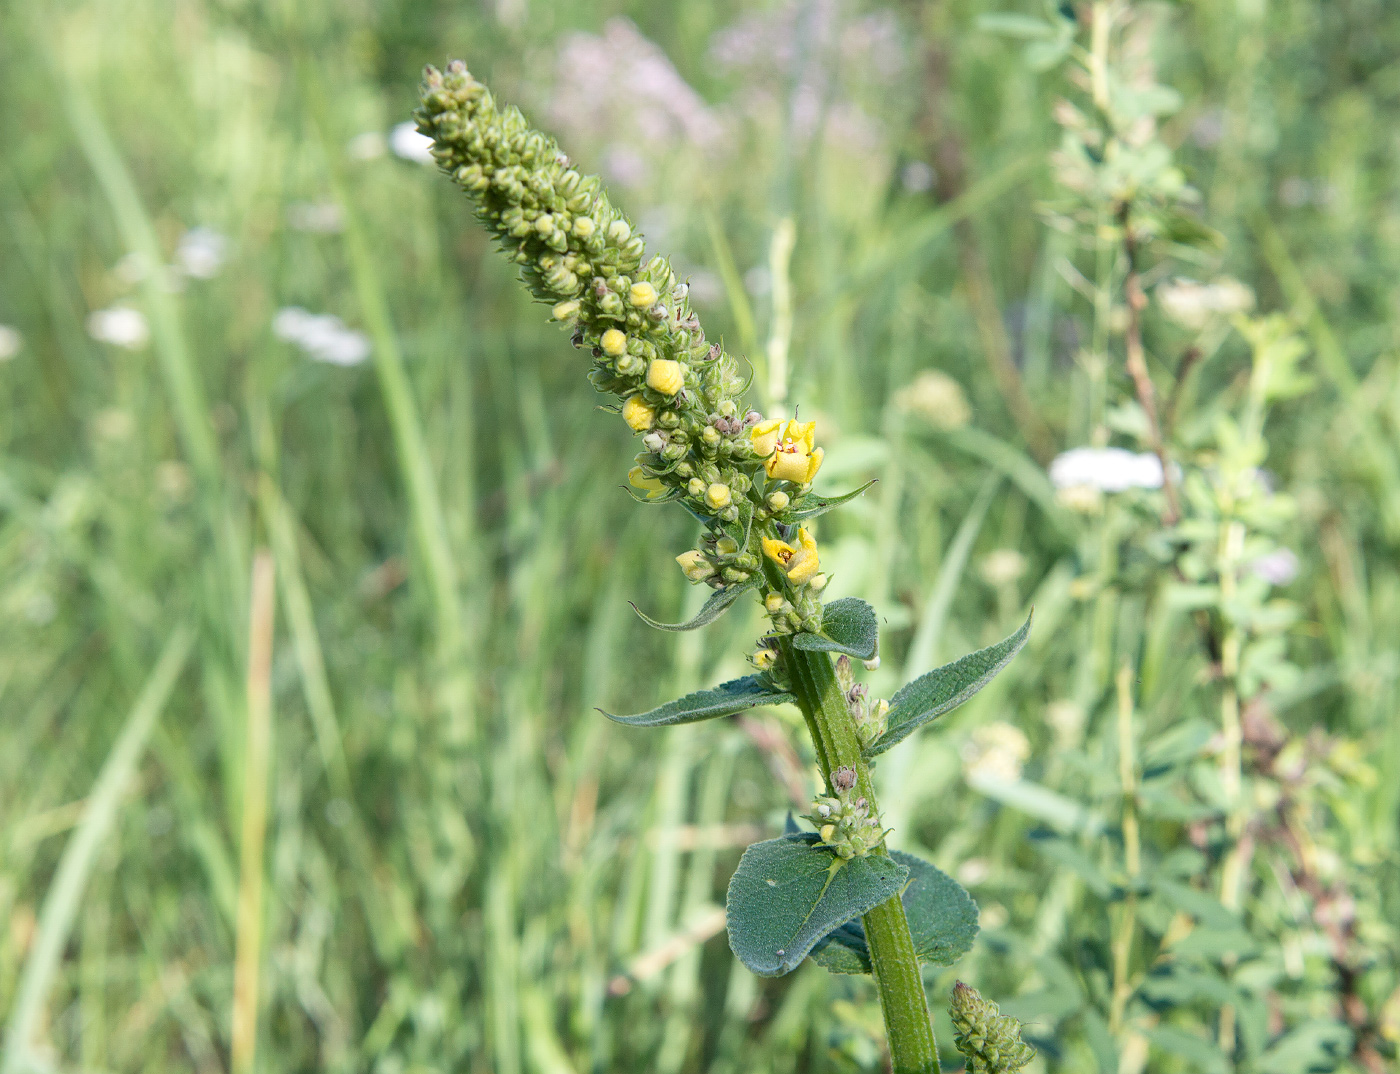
[701,425,721,447]
[687,478,706,497]
[615,352,643,376]
[766,490,790,513]
[552,299,580,322]
[642,431,665,452]
[572,216,596,239]
[676,550,716,583]
[764,593,786,614]
[607,220,631,244]
[716,537,739,557]
[646,359,685,396]
[629,281,658,307]
[751,648,777,671]
[622,395,656,431]
[601,329,627,357]
[705,483,732,510]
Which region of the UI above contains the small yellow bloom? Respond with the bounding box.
[676,550,714,582]
[751,648,777,671]
[750,418,781,458]
[765,419,823,483]
[647,358,684,395]
[762,526,820,585]
[629,281,658,307]
[628,466,667,499]
[601,329,628,357]
[552,300,580,321]
[622,395,656,431]
[705,483,732,510]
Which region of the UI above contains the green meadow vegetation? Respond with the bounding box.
[2,1,1399,1072]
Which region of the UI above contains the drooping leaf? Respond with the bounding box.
[621,483,683,505]
[865,613,1031,758]
[601,675,794,727]
[809,851,979,974]
[630,580,756,632]
[790,597,879,661]
[787,481,877,522]
[726,834,908,977]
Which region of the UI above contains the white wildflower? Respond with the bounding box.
[1156,277,1255,330]
[980,549,1027,588]
[390,121,435,164]
[175,227,228,279]
[1050,447,1164,493]
[273,307,370,367]
[896,370,971,430]
[347,131,387,161]
[0,324,22,361]
[87,306,150,349]
[287,202,345,233]
[961,722,1031,784]
[1250,548,1299,586]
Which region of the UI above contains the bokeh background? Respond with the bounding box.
[2,1,1399,1072]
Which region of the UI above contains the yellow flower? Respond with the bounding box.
[622,395,656,431]
[750,418,781,458]
[763,420,824,484]
[552,300,580,321]
[762,526,820,585]
[629,281,658,307]
[601,329,628,357]
[628,466,667,499]
[647,358,684,395]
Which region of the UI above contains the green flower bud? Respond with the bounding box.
[950,983,1035,1074]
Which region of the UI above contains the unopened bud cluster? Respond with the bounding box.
[805,765,887,860]
[417,62,774,529]
[835,656,889,749]
[677,532,761,589]
[949,982,1035,1074]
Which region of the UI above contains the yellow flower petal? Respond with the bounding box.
[750,418,781,458]
[766,448,812,483]
[784,527,820,584]
[628,466,666,499]
[802,446,825,483]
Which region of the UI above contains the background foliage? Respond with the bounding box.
[2,1,1398,1071]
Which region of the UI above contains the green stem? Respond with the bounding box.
[782,641,941,1074]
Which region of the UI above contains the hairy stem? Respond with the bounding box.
[782,642,941,1074]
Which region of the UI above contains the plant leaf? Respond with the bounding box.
[601,675,794,727]
[865,613,1031,758]
[788,480,877,522]
[631,581,757,632]
[726,834,908,977]
[809,851,979,974]
[790,597,879,660]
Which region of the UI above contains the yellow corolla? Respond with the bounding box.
[762,526,820,585]
[628,466,668,500]
[764,419,824,484]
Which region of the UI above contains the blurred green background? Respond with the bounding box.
[2,1,1399,1072]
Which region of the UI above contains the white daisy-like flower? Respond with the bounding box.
[273,307,371,367]
[87,306,150,349]
[0,324,22,361]
[1156,277,1255,330]
[390,121,435,164]
[1250,548,1299,586]
[1050,447,1164,493]
[175,227,228,279]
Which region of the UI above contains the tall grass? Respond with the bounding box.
[2,1,1398,1072]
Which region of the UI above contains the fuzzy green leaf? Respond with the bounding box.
[601,675,794,728]
[630,581,756,632]
[790,597,879,660]
[865,613,1031,758]
[726,834,908,977]
[809,851,979,974]
[787,480,877,522]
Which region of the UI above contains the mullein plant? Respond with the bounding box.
[981,3,1396,1069]
[416,61,1035,1073]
